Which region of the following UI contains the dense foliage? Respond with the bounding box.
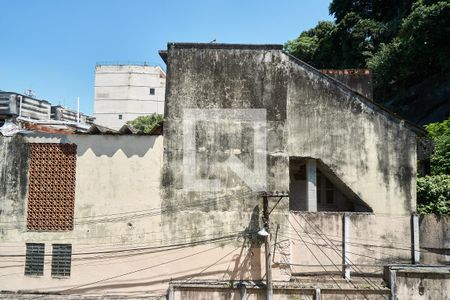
[285,0,450,120]
[417,175,450,214]
[127,114,163,134]
[425,117,450,176]
[417,117,450,214]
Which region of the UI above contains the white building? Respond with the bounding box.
[93,63,166,129]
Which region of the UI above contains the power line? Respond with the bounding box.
[59,240,234,294]
[288,216,374,300]
[285,216,352,300]
[279,223,434,255]
[294,214,387,299]
[0,233,240,258]
[0,191,257,229]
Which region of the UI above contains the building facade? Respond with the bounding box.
[0,91,51,122]
[51,105,95,125]
[0,44,448,299]
[93,64,166,130]
[0,91,94,128]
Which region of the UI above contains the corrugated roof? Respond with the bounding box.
[0,118,163,136]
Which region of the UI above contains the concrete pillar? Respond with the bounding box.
[238,282,248,300]
[168,284,174,300]
[315,288,321,300]
[411,214,420,264]
[343,212,351,280]
[306,159,317,212]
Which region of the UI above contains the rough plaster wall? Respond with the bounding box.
[162,46,290,272]
[287,57,417,215]
[0,134,164,243]
[420,215,450,264]
[0,134,171,295]
[289,212,414,275]
[396,273,450,300]
[0,136,29,227]
[349,214,412,270]
[326,72,373,100]
[1,134,284,295]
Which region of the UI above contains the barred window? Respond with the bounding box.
[51,244,72,277]
[27,143,77,231]
[25,243,45,276]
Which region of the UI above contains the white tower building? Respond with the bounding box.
[93,63,166,129]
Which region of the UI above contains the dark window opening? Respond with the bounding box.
[325,178,334,204]
[118,114,122,120]
[51,244,72,277]
[25,243,45,276]
[289,157,372,212]
[149,88,155,95]
[317,173,322,204]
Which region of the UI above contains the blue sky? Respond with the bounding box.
[0,0,332,115]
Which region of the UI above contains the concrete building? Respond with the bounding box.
[0,91,95,129]
[93,63,166,130]
[0,91,51,122]
[51,105,95,125]
[0,43,448,299]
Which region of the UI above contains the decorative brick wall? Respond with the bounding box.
[26,143,77,231]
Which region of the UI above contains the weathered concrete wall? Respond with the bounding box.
[320,69,373,100]
[161,44,291,266]
[287,55,417,215]
[395,271,450,300]
[0,136,29,225]
[288,212,413,276]
[171,285,389,299]
[162,43,418,232]
[0,134,283,297]
[384,265,450,300]
[420,214,450,265]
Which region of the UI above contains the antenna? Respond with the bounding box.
[24,89,36,98]
[77,96,80,124]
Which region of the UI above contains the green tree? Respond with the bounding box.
[425,117,450,176]
[367,1,450,102]
[285,21,338,69]
[285,0,450,124]
[417,117,450,214]
[127,114,163,134]
[417,175,450,214]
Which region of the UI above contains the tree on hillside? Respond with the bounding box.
[127,114,163,134]
[417,117,450,214]
[285,0,450,124]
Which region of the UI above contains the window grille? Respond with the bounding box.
[25,243,45,276]
[26,143,77,231]
[51,244,72,277]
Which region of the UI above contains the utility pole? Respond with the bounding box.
[260,191,288,300]
[262,193,273,300]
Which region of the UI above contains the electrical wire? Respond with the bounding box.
[285,216,352,300]
[294,214,388,299]
[0,233,240,258]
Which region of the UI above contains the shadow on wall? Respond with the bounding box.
[24,133,158,158]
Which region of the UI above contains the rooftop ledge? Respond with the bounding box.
[167,42,284,50]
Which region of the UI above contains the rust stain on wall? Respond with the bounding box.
[26,143,77,231]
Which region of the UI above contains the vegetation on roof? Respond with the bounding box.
[127,114,163,135]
